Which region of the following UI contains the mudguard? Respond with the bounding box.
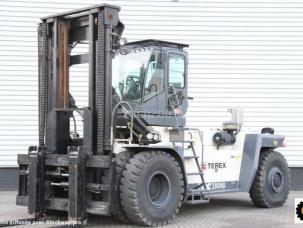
[238,134,285,191]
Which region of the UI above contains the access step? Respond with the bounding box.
[187,172,204,175]
[184,155,199,159]
[186,198,209,205]
[186,189,210,205]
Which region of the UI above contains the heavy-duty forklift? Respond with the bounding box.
[16,4,290,226]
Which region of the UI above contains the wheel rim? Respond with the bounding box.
[268,166,284,193]
[147,171,172,207]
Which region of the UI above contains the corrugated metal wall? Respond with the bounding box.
[0,0,302,167]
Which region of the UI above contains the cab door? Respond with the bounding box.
[138,50,167,125]
[166,51,188,126]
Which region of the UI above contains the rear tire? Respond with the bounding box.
[120,151,184,226]
[250,150,290,208]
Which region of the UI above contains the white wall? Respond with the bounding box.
[0,0,302,167]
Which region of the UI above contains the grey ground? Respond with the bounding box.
[0,191,302,228]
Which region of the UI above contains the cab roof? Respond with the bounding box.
[126,39,189,50]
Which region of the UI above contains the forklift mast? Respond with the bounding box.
[17,4,124,222]
[15,4,291,227]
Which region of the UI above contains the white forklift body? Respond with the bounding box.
[117,108,286,198]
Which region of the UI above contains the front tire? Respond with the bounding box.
[112,151,132,223]
[120,151,184,226]
[250,150,290,208]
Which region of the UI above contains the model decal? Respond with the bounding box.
[206,182,226,190]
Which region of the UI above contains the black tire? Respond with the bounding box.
[120,151,184,226]
[250,150,290,208]
[112,151,132,223]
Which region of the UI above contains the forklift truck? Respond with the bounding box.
[16,4,290,226]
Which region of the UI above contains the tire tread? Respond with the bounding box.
[250,150,290,208]
[120,151,184,226]
[112,151,132,223]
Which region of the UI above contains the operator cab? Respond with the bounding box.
[112,40,189,127]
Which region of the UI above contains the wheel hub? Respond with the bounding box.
[268,167,284,193]
[147,171,172,207]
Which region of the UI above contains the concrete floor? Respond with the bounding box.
[0,191,302,227]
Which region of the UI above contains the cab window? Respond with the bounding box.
[143,53,165,101]
[168,54,185,88]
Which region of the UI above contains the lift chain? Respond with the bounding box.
[38,23,48,146]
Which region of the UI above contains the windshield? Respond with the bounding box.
[112,50,151,102]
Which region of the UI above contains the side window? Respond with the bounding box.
[143,53,164,101]
[168,54,185,88]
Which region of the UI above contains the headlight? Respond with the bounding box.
[146,133,154,140]
[152,133,160,141]
[146,132,160,141]
[119,37,127,46]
